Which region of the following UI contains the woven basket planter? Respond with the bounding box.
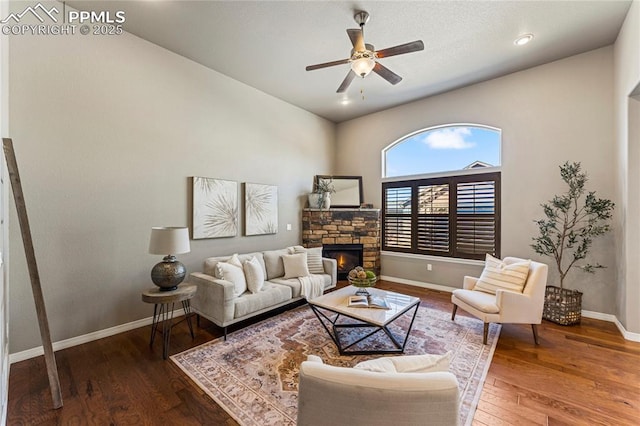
[543,285,583,325]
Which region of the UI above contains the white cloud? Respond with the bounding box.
[422,127,475,149]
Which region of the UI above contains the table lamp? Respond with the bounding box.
[149,227,191,291]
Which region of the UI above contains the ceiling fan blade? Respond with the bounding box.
[347,28,365,52]
[337,70,357,93]
[306,58,350,71]
[373,62,402,85]
[375,40,424,58]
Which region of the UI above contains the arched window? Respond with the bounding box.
[382,124,501,260]
[383,124,501,178]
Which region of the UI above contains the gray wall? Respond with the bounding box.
[7,18,334,352]
[336,47,618,315]
[614,0,640,334]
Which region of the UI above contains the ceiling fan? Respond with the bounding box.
[305,11,424,93]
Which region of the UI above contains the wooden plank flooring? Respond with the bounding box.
[7,280,640,425]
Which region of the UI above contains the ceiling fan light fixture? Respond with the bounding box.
[351,57,375,77]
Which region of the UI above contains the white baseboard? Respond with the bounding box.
[379,275,455,293]
[582,310,640,342]
[9,309,185,364]
[383,275,640,342]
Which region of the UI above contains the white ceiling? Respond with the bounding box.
[67,0,632,123]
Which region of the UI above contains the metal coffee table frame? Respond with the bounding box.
[308,287,420,355]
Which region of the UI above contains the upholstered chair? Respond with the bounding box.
[297,354,460,426]
[451,256,548,345]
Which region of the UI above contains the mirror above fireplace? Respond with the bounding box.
[316,175,363,208]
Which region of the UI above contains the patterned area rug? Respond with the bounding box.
[171,303,500,426]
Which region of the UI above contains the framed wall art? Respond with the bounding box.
[192,176,238,239]
[244,183,278,236]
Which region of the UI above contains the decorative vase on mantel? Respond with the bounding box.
[308,192,331,210]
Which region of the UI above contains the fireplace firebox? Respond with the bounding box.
[322,244,364,280]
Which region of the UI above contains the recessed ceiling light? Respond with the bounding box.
[514,34,534,46]
[340,98,351,105]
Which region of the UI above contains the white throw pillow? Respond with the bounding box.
[282,253,310,279]
[474,254,530,295]
[293,246,324,274]
[244,256,265,294]
[213,253,243,271]
[215,254,247,297]
[354,352,452,373]
[213,254,242,279]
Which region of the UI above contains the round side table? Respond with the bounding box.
[141,283,197,359]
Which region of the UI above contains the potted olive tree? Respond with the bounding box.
[531,161,614,325]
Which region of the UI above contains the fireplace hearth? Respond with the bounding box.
[323,244,363,280]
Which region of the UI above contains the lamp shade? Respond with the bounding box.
[149,227,190,255]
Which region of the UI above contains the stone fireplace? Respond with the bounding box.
[302,208,381,276]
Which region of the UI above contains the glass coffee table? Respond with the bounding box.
[308,286,420,355]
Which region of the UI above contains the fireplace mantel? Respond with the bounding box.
[302,208,381,275]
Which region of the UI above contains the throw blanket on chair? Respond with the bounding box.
[299,274,325,300]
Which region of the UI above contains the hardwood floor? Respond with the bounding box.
[7,280,640,425]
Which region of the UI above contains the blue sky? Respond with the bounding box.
[385,126,501,177]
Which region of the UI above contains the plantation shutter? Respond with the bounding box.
[417,184,449,253]
[383,172,500,260]
[455,178,499,259]
[383,185,412,250]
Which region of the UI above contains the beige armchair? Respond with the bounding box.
[451,256,548,345]
[297,355,460,426]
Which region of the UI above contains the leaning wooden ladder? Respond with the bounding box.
[2,138,62,409]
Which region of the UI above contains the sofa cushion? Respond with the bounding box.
[262,248,290,280]
[233,282,292,319]
[216,263,247,298]
[474,254,530,295]
[237,252,266,274]
[204,255,231,277]
[270,274,332,298]
[215,255,247,297]
[204,252,266,278]
[243,256,265,294]
[282,253,310,279]
[292,246,324,274]
[452,289,500,313]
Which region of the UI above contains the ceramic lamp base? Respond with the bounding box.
[151,255,186,291]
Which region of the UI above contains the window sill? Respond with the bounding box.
[380,250,485,266]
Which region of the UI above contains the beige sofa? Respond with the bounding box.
[190,247,337,339]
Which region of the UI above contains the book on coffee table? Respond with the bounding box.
[348,295,390,309]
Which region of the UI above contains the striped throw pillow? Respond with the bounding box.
[293,246,325,274]
[474,254,530,295]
